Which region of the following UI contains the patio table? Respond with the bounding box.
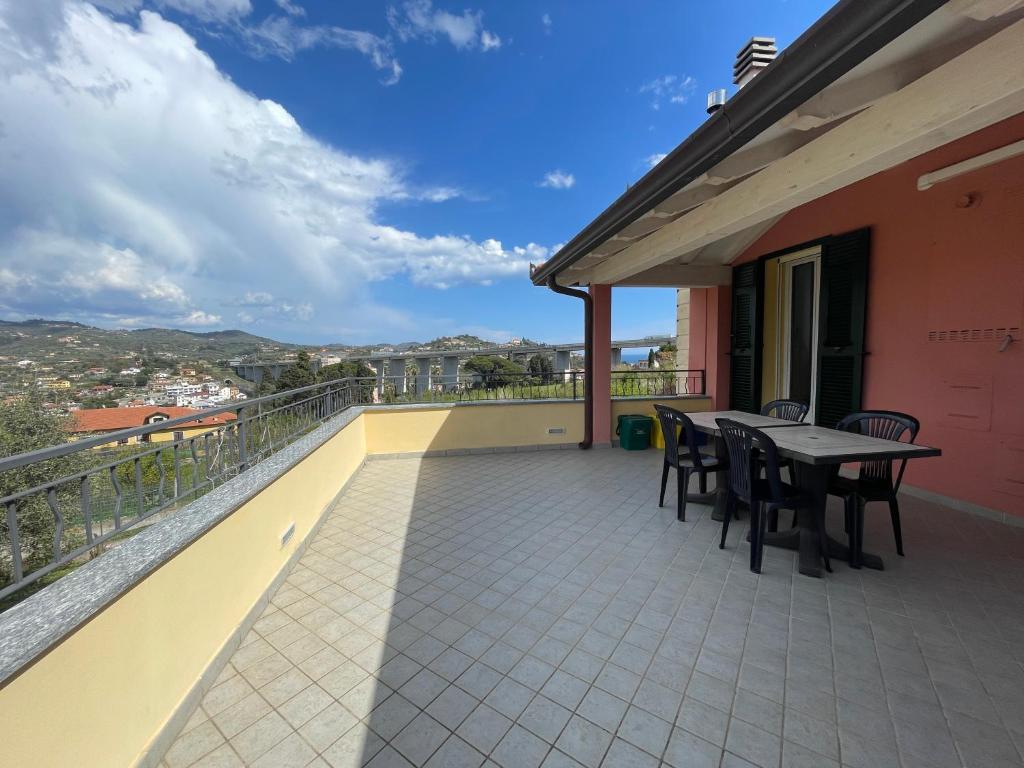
[757,425,940,577]
[681,410,805,519]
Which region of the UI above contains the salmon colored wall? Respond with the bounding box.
[591,284,613,445]
[688,286,732,408]
[733,115,1024,517]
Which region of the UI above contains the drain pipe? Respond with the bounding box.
[546,276,593,449]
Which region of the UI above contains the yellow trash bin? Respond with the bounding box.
[651,415,666,450]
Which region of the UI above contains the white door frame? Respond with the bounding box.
[774,247,821,422]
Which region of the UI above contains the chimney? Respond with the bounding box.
[706,89,727,115]
[733,36,777,88]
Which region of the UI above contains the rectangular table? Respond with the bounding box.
[680,410,805,521]
[758,425,940,577]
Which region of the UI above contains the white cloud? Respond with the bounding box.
[0,2,549,338]
[158,0,251,22]
[541,12,551,33]
[645,153,667,168]
[387,0,499,52]
[480,29,500,51]
[639,74,696,110]
[539,170,575,190]
[239,15,402,84]
[418,186,462,203]
[273,0,304,17]
[179,309,223,325]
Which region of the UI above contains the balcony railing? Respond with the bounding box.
[0,369,703,604]
[354,369,705,403]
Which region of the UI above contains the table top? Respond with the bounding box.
[686,410,805,434]
[760,424,941,466]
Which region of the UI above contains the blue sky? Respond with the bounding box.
[0,0,834,345]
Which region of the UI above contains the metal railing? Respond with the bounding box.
[352,369,705,404]
[0,379,364,602]
[0,369,704,603]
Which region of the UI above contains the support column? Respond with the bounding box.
[688,287,731,406]
[676,288,691,392]
[590,284,612,445]
[555,349,571,372]
[610,347,622,368]
[370,359,384,400]
[391,358,407,394]
[442,355,459,391]
[414,356,432,396]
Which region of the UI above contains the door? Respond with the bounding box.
[778,252,821,421]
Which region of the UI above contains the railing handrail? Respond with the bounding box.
[0,370,706,472]
[0,377,356,473]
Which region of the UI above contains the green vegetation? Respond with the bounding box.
[0,394,89,587]
[317,360,374,382]
[527,354,554,383]
[463,355,525,388]
[274,350,316,392]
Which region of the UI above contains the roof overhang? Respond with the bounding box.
[532,0,1024,288]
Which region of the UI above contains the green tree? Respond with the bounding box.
[647,349,656,368]
[275,351,315,392]
[526,354,554,383]
[463,355,525,388]
[317,361,374,382]
[0,395,89,586]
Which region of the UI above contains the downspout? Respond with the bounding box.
[546,276,593,449]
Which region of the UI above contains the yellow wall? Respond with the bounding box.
[611,397,711,421]
[363,399,712,455]
[0,416,366,768]
[364,401,586,453]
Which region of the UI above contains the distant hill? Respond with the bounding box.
[0,319,296,365]
[1,318,595,370]
[0,321,527,368]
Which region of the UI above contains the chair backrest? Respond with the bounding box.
[654,405,706,469]
[760,399,809,423]
[716,418,788,504]
[836,410,920,491]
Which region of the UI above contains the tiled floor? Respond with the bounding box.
[162,449,1024,768]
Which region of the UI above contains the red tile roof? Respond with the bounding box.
[70,407,236,433]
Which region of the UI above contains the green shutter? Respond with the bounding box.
[815,228,869,428]
[730,261,763,413]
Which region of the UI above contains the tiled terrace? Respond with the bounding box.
[163,449,1024,768]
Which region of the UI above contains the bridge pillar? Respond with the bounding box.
[442,356,459,391]
[591,285,612,445]
[554,350,571,374]
[390,359,407,394]
[414,357,432,396]
[370,360,385,400]
[611,347,622,368]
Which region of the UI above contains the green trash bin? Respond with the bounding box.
[616,414,653,450]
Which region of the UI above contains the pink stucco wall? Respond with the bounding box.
[688,287,731,407]
[727,114,1024,517]
[590,284,613,445]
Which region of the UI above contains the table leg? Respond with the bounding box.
[761,463,884,576]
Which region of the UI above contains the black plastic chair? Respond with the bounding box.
[716,418,828,574]
[757,400,808,524]
[654,405,725,522]
[829,411,919,568]
[761,399,810,423]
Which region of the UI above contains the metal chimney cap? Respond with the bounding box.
[706,89,727,114]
